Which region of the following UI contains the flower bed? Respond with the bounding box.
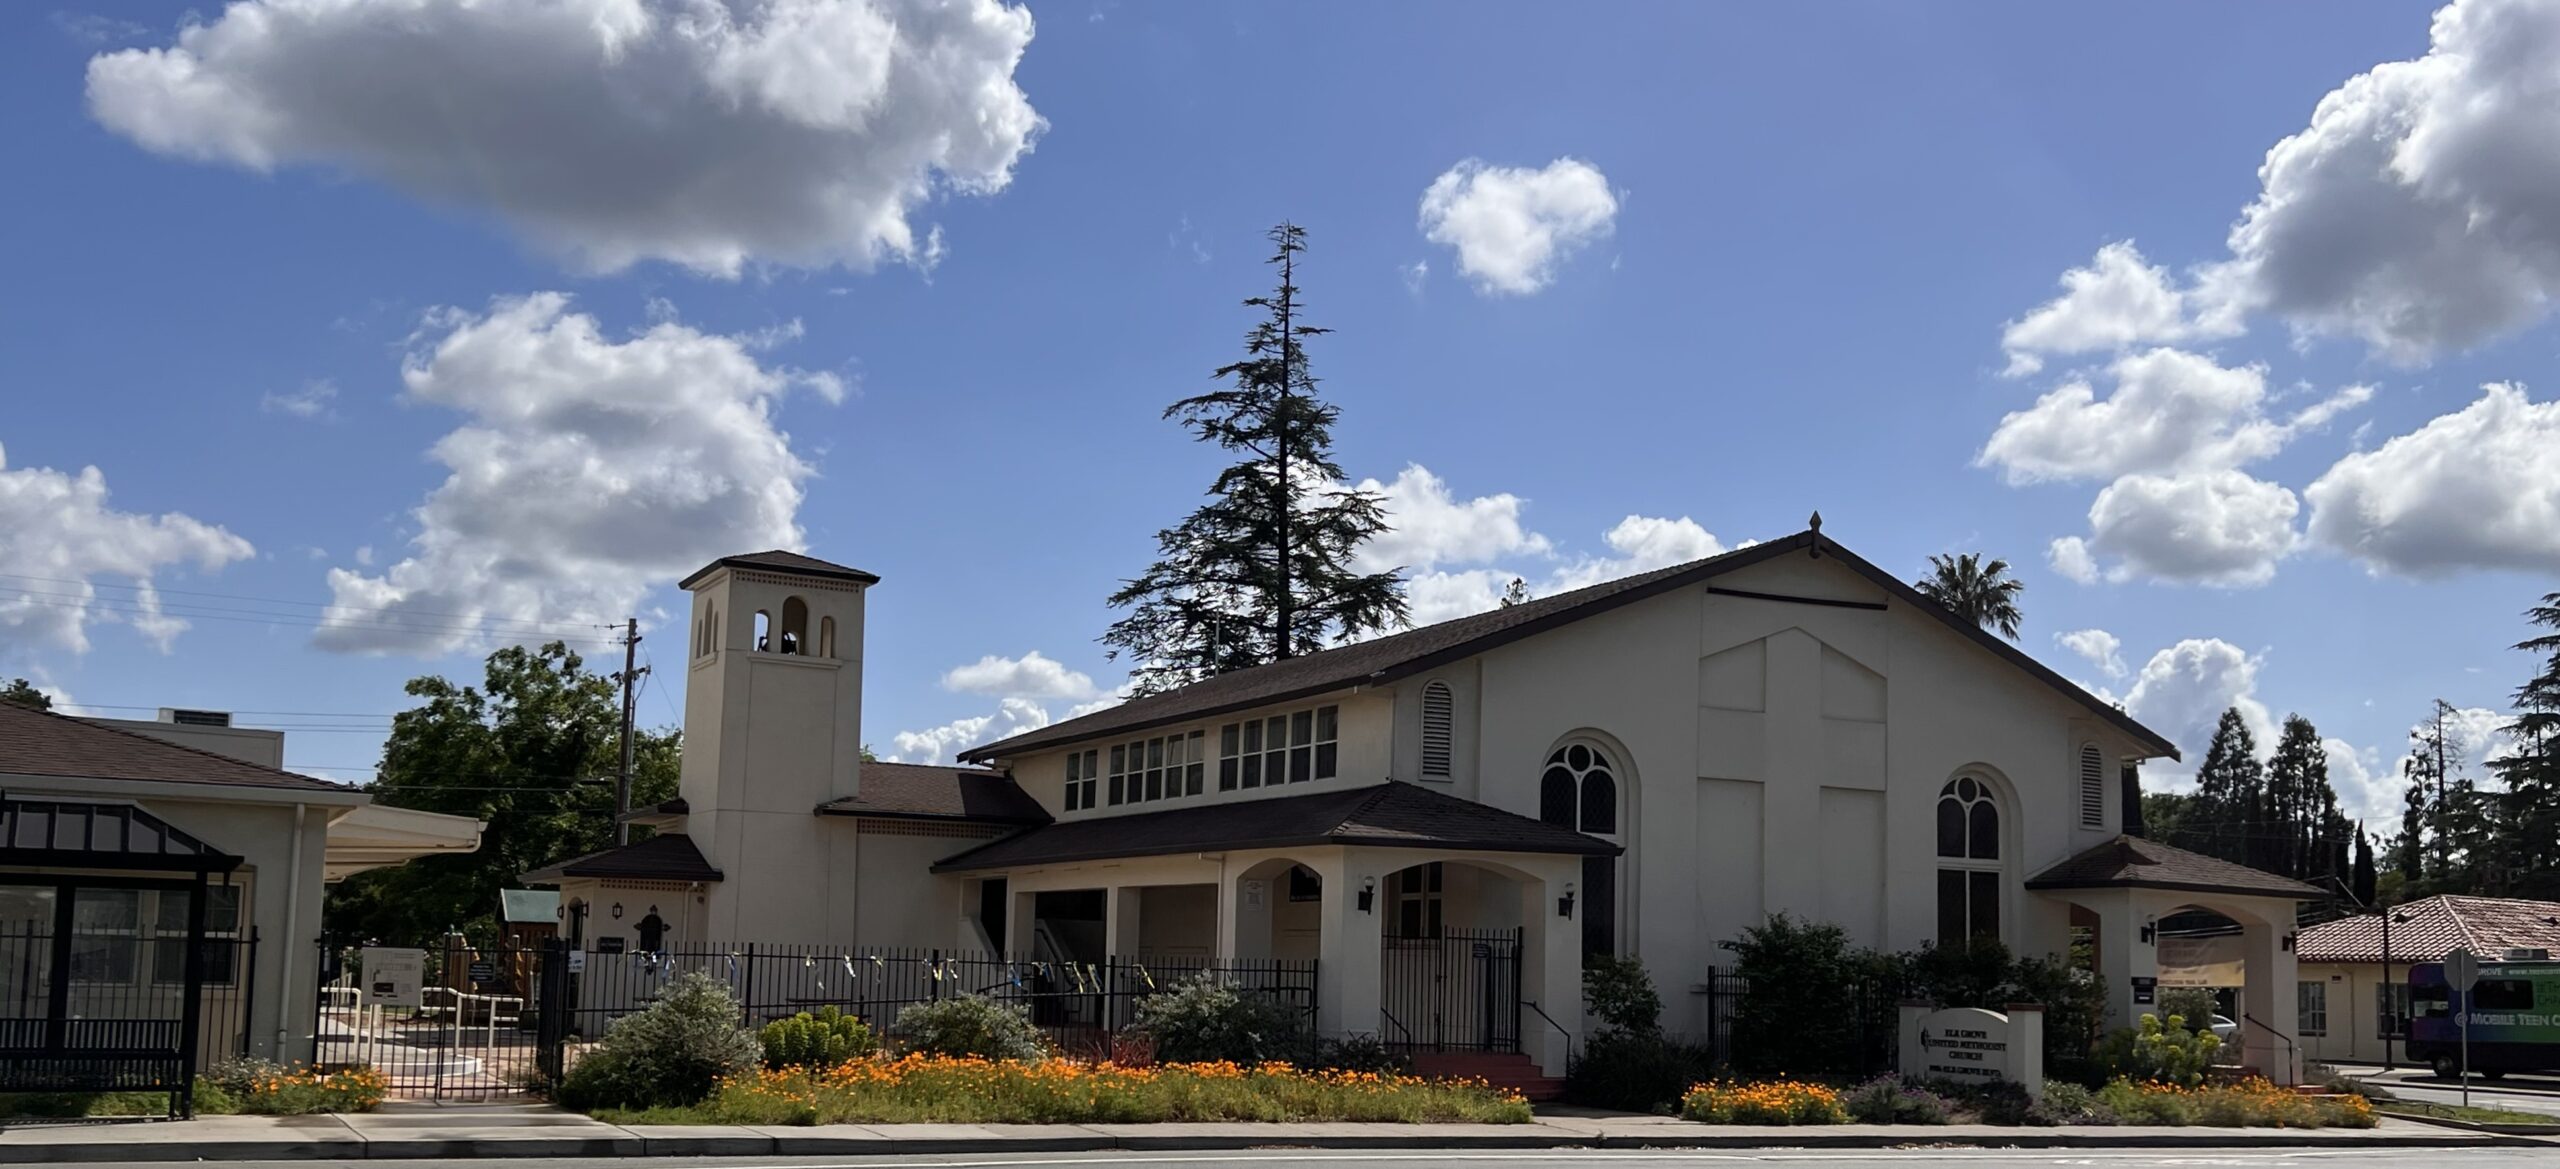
[596,1055,1532,1126]
[1677,1075,2376,1128]
[198,1062,389,1115]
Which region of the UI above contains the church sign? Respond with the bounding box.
[1898,1004,2045,1100]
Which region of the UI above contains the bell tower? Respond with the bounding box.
[675,550,875,941]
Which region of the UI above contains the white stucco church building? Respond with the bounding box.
[525,527,2323,1082]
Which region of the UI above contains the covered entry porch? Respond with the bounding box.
[2028,835,2324,1085]
[934,781,1615,1074]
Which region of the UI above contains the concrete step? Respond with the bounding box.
[1408,1051,1564,1101]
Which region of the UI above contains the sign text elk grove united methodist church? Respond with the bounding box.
[1899,1004,2046,1100]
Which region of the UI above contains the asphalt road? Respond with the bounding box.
[48,1150,2560,1169]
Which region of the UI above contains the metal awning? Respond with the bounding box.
[0,795,242,874]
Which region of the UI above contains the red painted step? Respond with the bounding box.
[1408,1051,1566,1102]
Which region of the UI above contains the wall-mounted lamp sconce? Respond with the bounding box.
[2282,931,2297,952]
[1558,882,1577,919]
[1355,877,1376,914]
[2138,922,2157,945]
[611,902,625,920]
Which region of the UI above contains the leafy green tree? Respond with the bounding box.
[0,678,50,711]
[2188,708,2264,865]
[1103,224,1407,693]
[2488,591,2560,899]
[2266,714,2348,883]
[323,642,678,945]
[1914,552,2025,640]
[2352,828,2378,907]
[2140,790,2195,846]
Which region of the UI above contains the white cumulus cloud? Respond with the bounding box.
[87,0,1044,277]
[1418,158,1618,295]
[2120,637,2275,783]
[314,293,837,654]
[890,696,1049,764]
[1352,465,1551,575]
[1979,349,2366,485]
[0,443,253,656]
[2076,469,2303,587]
[2056,628,2127,680]
[1998,242,2237,376]
[2305,382,2560,575]
[2204,0,2560,359]
[941,651,1099,701]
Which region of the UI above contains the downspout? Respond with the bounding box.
[276,802,306,1055]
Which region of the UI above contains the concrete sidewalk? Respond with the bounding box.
[0,1105,2543,1163]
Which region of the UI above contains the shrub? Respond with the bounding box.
[2028,1080,2116,1126]
[555,972,762,1110]
[1315,1033,1406,1075]
[2091,1013,2221,1088]
[2098,1078,2191,1124]
[1563,1030,1717,1113]
[761,1006,879,1069]
[1133,975,1307,1064]
[2007,954,2109,1084]
[1680,1079,1847,1125]
[1840,1074,1953,1125]
[199,1058,385,1114]
[2158,987,2219,1030]
[894,993,1047,1061]
[1583,953,1664,1036]
[1724,914,1898,1076]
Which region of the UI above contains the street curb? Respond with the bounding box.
[0,1127,2545,1161]
[2378,1110,2560,1138]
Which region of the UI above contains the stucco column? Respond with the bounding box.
[1104,886,1144,959]
[1006,888,1037,957]
[1519,859,1583,1077]
[2239,916,2301,1085]
[2084,889,2159,1033]
[1315,854,1382,1039]
[1225,869,1274,962]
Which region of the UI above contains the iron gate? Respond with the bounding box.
[1380,927,1521,1052]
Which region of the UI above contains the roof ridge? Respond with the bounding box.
[10,703,349,792]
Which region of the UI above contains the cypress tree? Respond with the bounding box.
[1103,224,1408,694]
[2191,708,2264,866]
[2488,592,2560,899]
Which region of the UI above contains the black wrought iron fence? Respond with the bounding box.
[318,937,1318,1098]
[1380,927,1522,1053]
[0,926,259,1115]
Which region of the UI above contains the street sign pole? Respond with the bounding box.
[2445,946,2481,1109]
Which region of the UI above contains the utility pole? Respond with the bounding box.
[614,617,644,846]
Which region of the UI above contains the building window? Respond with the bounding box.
[2078,744,2106,828]
[1392,862,1444,939]
[818,616,836,658]
[1288,866,1321,901]
[68,888,140,983]
[1216,705,1339,791]
[1107,731,1204,806]
[1062,749,1099,812]
[753,609,772,651]
[2298,981,2329,1037]
[152,884,244,986]
[1539,740,1622,957]
[1936,775,2002,945]
[779,597,808,654]
[1420,681,1454,779]
[2377,982,2409,1039]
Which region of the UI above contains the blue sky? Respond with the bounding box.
[5,0,2556,828]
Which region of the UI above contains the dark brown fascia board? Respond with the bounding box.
[961,529,2179,764]
[2024,876,2321,899]
[960,536,1813,763]
[677,556,882,590]
[813,804,1048,827]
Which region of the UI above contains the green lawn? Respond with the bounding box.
[2378,1099,2560,1126]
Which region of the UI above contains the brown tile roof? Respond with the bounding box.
[2026,835,2326,899]
[932,780,1618,872]
[679,550,879,589]
[817,762,1050,825]
[961,530,2178,763]
[2296,895,2560,964]
[0,703,351,793]
[521,833,722,884]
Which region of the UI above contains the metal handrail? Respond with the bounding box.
[2238,1011,2298,1080]
[1379,1007,1413,1044]
[1522,999,1576,1067]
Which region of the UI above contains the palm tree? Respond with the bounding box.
[1916,552,2025,641]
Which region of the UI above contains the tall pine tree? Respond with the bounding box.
[1104,224,1407,694]
[2266,714,2346,883]
[2488,591,2560,899]
[2189,708,2266,866]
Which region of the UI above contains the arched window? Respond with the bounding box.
[1420,681,1454,779]
[1542,740,1623,958]
[2077,744,2106,828]
[779,597,808,655]
[753,610,772,652]
[694,614,707,658]
[1937,776,2003,944]
[706,604,718,653]
[818,616,836,659]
